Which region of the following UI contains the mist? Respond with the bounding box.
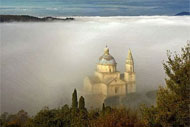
[1,16,190,114]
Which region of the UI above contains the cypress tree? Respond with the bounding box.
[79,96,85,110]
[72,89,78,109]
[78,96,88,126]
[102,103,105,112]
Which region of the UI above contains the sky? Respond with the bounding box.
[1,16,190,114]
[0,0,189,16]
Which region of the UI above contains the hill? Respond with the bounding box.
[175,12,190,16]
[0,15,74,22]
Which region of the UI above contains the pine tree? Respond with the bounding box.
[141,42,190,127]
[160,42,190,126]
[163,42,190,100]
[72,89,78,109]
[79,96,85,110]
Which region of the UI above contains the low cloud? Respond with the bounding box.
[1,16,190,114]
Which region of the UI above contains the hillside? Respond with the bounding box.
[175,12,190,16]
[0,15,74,22]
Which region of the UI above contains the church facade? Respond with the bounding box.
[83,46,136,99]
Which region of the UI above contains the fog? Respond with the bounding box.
[1,16,190,114]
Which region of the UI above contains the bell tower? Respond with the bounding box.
[124,49,136,93]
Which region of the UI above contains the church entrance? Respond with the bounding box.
[115,87,119,94]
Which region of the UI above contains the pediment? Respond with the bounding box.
[104,77,126,85]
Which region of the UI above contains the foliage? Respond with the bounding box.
[141,42,190,127]
[91,108,144,127]
[0,110,29,127]
[1,89,145,127]
[72,89,78,109]
[102,103,105,112]
[79,96,85,110]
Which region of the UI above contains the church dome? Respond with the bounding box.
[98,46,117,65]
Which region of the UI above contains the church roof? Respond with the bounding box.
[88,74,126,86]
[98,46,117,65]
[88,76,101,84]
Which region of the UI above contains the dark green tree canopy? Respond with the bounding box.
[72,89,78,109]
[102,103,105,112]
[141,42,190,127]
[164,42,190,99]
[79,96,85,110]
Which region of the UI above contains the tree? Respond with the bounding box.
[0,112,9,127]
[24,118,34,127]
[102,103,105,112]
[79,96,85,110]
[32,107,58,127]
[141,42,190,127]
[72,89,78,109]
[0,110,29,127]
[93,108,144,127]
[163,42,190,100]
[55,104,71,127]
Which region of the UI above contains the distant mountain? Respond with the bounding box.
[0,15,74,22]
[175,12,190,16]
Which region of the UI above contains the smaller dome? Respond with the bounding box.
[98,46,117,65]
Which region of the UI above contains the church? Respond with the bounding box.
[83,46,136,102]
